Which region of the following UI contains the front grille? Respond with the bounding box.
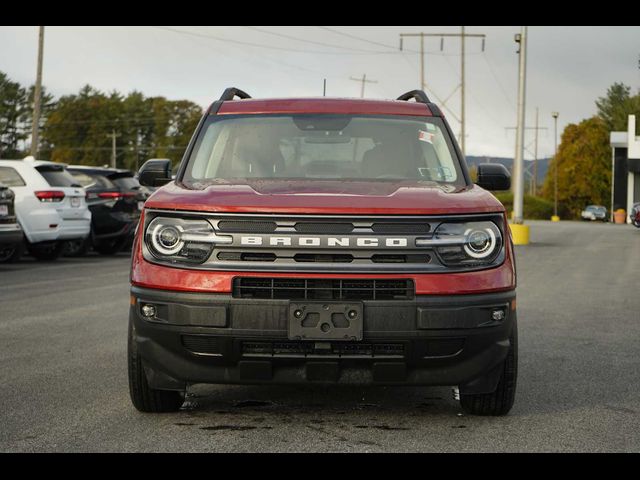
[294,253,353,263]
[371,254,431,264]
[294,222,354,234]
[217,220,276,233]
[233,278,415,300]
[242,341,405,358]
[372,223,430,234]
[218,252,276,262]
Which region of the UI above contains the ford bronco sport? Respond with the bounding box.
[129,88,517,416]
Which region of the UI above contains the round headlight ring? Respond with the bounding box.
[463,227,497,259]
[150,222,184,255]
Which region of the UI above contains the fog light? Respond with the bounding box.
[491,309,505,322]
[141,304,156,318]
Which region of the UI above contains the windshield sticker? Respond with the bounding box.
[425,123,437,132]
[419,167,453,181]
[418,130,434,143]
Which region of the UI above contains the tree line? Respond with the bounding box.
[0,70,202,171]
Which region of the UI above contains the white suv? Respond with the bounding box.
[0,157,91,260]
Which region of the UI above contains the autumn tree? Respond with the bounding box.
[42,85,203,169]
[541,117,611,218]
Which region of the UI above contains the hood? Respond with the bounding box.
[144,179,505,215]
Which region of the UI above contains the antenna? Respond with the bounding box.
[323,78,326,97]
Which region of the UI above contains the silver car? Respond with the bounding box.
[580,205,607,222]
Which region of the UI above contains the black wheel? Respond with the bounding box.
[0,241,24,263]
[28,242,64,261]
[95,237,126,255]
[459,319,518,416]
[62,238,90,257]
[128,320,184,413]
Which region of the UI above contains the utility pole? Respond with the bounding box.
[107,130,120,169]
[552,111,559,219]
[30,26,45,158]
[399,29,485,157]
[461,26,466,157]
[533,107,539,195]
[512,26,528,225]
[349,74,378,98]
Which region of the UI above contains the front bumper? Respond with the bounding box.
[130,286,516,394]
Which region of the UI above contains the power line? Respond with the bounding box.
[242,26,385,53]
[153,26,399,56]
[399,29,486,156]
[482,52,516,111]
[317,26,400,50]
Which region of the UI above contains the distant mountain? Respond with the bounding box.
[465,155,550,184]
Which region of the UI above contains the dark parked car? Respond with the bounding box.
[65,166,151,255]
[0,182,24,262]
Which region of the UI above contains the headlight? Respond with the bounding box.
[417,221,503,267]
[144,216,231,264]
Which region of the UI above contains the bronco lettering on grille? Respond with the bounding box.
[238,236,409,248]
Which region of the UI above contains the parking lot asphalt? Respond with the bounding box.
[1,220,639,452]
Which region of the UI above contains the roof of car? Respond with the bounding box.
[215,97,434,117]
[0,158,68,168]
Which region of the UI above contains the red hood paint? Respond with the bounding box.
[144,180,504,215]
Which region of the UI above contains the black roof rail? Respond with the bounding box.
[219,87,252,101]
[396,90,431,104]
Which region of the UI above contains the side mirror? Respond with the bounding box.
[476,163,511,191]
[138,159,172,187]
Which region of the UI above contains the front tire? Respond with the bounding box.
[0,241,24,263]
[62,238,90,257]
[128,320,184,413]
[459,319,518,416]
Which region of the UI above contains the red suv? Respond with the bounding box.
[129,88,517,415]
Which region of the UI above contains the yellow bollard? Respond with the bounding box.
[551,215,560,222]
[509,223,530,245]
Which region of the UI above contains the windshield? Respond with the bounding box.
[182,115,465,186]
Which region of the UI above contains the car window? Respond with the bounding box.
[36,166,81,187]
[69,171,96,188]
[69,171,117,190]
[111,176,140,190]
[185,115,463,185]
[0,166,26,187]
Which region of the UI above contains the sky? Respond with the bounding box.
[1,25,638,159]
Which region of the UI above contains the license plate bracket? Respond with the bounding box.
[288,302,363,341]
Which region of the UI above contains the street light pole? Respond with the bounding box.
[512,26,528,225]
[552,111,559,218]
